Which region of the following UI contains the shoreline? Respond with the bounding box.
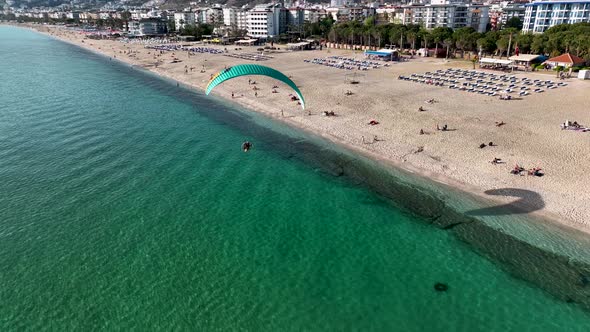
[10,23,590,237]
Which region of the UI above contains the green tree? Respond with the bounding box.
[496,35,509,57]
[419,28,431,49]
[515,33,534,53]
[431,27,453,57]
[505,17,523,31]
[168,19,176,33]
[453,27,477,58]
[406,30,418,50]
[477,31,498,55]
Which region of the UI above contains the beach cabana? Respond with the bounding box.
[508,54,545,69]
[364,49,398,61]
[544,53,586,69]
[286,42,311,51]
[479,58,513,70]
[235,39,257,46]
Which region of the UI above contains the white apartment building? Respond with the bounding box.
[128,19,167,36]
[174,12,195,31]
[401,3,490,33]
[199,6,223,27]
[376,7,404,24]
[223,7,237,26]
[523,0,590,33]
[501,4,526,26]
[237,11,248,30]
[223,8,248,30]
[246,4,286,39]
[326,6,376,22]
[489,2,526,30]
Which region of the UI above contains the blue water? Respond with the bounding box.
[1,25,589,331]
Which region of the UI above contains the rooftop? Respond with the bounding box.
[546,53,586,64]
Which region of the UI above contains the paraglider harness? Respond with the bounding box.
[242,141,252,152]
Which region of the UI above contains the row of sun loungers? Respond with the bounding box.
[328,56,385,68]
[400,68,569,98]
[121,38,174,45]
[145,44,224,54]
[303,56,386,71]
[224,53,273,61]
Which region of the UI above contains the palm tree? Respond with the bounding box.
[419,28,431,49]
[406,31,417,51]
[372,28,381,49]
[443,38,453,59]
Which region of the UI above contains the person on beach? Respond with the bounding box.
[255,92,258,97]
[231,92,234,98]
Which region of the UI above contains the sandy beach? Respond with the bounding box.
[20,24,590,233]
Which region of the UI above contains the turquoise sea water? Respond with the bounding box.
[1,26,590,331]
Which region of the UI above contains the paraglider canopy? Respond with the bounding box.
[206,64,305,109]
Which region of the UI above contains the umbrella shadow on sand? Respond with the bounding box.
[465,188,545,216]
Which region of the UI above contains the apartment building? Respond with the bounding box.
[174,12,195,31]
[401,2,490,33]
[246,4,286,39]
[490,2,526,30]
[199,6,223,27]
[326,6,376,22]
[128,18,167,36]
[523,0,590,33]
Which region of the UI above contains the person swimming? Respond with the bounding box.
[242,141,252,152]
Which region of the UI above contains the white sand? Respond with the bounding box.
[26,25,590,233]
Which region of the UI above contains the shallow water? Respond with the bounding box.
[1,26,589,331]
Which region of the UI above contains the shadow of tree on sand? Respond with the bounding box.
[465,188,545,216]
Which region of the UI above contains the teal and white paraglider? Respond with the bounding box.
[206,64,305,109]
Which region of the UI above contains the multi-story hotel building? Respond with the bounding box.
[401,0,490,33]
[523,0,590,33]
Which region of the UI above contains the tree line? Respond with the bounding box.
[305,17,590,61]
[4,12,589,60]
